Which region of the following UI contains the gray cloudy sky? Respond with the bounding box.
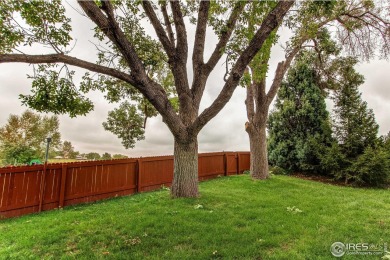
[0,4,389,157]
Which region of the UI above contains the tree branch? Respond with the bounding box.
[191,1,210,112]
[170,1,188,62]
[245,82,255,123]
[191,1,295,134]
[192,1,210,72]
[266,45,300,106]
[161,2,175,44]
[204,2,246,75]
[76,1,187,140]
[265,16,335,107]
[142,1,175,58]
[191,1,245,112]
[168,1,192,122]
[0,53,137,85]
[78,1,145,78]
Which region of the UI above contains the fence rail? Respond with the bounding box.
[0,151,250,219]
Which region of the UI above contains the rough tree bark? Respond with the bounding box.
[245,59,295,179]
[245,80,270,179]
[171,139,199,197]
[246,121,269,179]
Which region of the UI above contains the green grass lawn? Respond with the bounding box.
[0,175,389,259]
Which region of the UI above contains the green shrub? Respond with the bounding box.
[319,142,347,176]
[2,144,39,165]
[348,147,390,187]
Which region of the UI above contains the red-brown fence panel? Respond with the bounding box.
[63,159,138,206]
[238,152,250,173]
[0,164,63,218]
[41,164,63,211]
[0,151,250,219]
[198,152,225,180]
[140,156,174,192]
[225,152,238,176]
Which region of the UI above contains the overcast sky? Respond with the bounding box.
[0,3,389,157]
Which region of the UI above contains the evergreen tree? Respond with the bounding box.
[331,61,379,159]
[383,132,390,151]
[268,54,333,173]
[324,58,385,186]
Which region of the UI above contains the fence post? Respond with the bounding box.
[38,163,47,212]
[136,159,142,193]
[58,164,67,208]
[223,153,227,176]
[236,152,240,175]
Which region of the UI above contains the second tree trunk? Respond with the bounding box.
[247,124,269,179]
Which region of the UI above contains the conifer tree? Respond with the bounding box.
[268,52,333,173]
[332,64,379,159]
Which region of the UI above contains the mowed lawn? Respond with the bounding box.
[0,175,389,259]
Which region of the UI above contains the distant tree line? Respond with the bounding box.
[0,110,128,166]
[56,141,128,161]
[268,52,390,187]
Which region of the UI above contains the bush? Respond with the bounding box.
[348,147,390,187]
[319,142,347,177]
[2,144,39,165]
[296,135,330,174]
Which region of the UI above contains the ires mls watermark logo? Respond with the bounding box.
[331,242,389,257]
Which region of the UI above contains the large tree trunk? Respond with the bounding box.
[245,114,269,180]
[246,122,269,180]
[245,80,270,180]
[171,138,199,198]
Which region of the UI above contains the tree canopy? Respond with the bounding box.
[0,110,61,164]
[61,140,78,159]
[0,0,295,197]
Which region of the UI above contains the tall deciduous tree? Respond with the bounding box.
[85,152,101,160]
[241,0,389,179]
[101,152,112,160]
[112,154,128,159]
[267,52,333,173]
[0,110,61,164]
[61,140,78,159]
[0,0,294,197]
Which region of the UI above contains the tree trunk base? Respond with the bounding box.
[171,139,199,198]
[248,126,269,180]
[251,174,269,180]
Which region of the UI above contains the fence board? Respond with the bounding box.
[198,153,225,180]
[140,156,174,192]
[238,152,250,173]
[226,153,238,175]
[0,152,250,219]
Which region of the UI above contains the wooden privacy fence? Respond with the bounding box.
[0,151,250,219]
